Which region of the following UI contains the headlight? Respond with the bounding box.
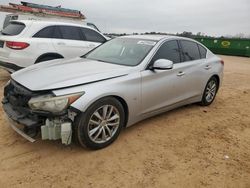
[28,92,84,113]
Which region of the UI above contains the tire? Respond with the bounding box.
[35,56,62,63]
[200,77,219,106]
[74,97,125,150]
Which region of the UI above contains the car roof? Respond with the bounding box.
[121,34,195,42]
[11,20,94,30]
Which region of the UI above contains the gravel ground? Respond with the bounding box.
[0,55,249,188]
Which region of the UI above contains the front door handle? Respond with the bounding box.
[177,71,185,77]
[205,65,212,70]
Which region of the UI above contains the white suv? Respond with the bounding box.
[0,20,108,72]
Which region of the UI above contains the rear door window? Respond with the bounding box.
[81,28,106,43]
[180,40,201,61]
[58,26,83,41]
[151,40,181,64]
[198,45,207,59]
[1,22,25,36]
[33,26,57,38]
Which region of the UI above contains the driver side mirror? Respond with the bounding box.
[151,59,174,70]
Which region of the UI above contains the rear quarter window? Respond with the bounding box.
[198,45,207,59]
[1,22,25,36]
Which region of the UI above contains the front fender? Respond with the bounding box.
[72,91,128,113]
[52,72,142,126]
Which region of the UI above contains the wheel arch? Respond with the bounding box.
[211,74,220,89]
[72,94,129,128]
[111,95,129,128]
[35,53,64,63]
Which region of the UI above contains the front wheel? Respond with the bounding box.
[200,77,219,106]
[74,97,125,150]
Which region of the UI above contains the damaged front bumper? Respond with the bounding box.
[2,99,76,145]
[5,115,36,142]
[2,100,43,140]
[41,119,72,145]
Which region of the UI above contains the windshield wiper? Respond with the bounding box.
[96,59,106,63]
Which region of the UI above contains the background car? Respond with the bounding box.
[0,20,108,72]
[2,35,224,150]
[2,13,101,32]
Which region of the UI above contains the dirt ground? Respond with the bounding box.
[0,55,249,188]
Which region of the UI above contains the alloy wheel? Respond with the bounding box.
[87,105,120,144]
[205,80,217,103]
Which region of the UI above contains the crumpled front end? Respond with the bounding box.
[2,80,76,145]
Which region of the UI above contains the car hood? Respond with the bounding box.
[11,57,132,91]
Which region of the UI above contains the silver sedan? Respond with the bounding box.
[3,35,224,149]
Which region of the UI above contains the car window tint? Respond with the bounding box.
[3,16,12,29]
[52,26,63,39]
[81,28,106,43]
[1,22,25,36]
[198,45,207,59]
[180,40,200,61]
[151,40,181,63]
[33,26,56,38]
[59,26,83,41]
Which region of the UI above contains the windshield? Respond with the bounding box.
[84,38,157,66]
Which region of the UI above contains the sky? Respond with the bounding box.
[0,0,249,37]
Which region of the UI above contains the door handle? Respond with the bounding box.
[57,42,66,45]
[177,71,185,77]
[88,44,96,48]
[205,65,212,70]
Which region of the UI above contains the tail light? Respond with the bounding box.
[220,60,224,65]
[6,41,30,50]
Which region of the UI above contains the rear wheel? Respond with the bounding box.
[200,77,219,106]
[74,97,125,150]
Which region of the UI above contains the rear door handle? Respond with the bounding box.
[57,42,66,45]
[88,44,96,48]
[177,71,185,77]
[205,65,212,70]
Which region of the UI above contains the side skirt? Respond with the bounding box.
[126,95,201,127]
